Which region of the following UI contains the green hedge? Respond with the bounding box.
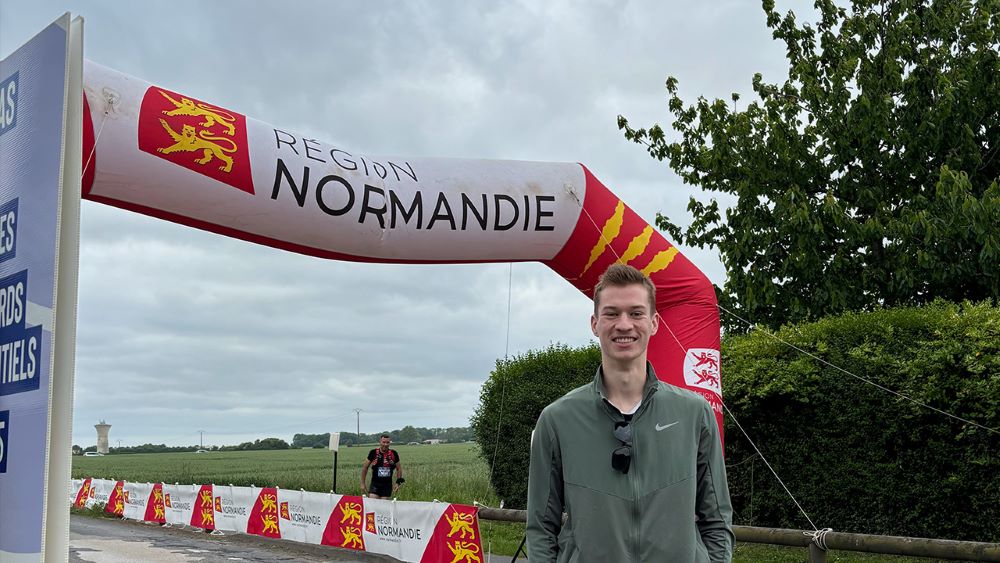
[470,343,601,509]
[723,301,998,542]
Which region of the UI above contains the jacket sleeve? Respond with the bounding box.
[526,408,564,562]
[695,402,735,563]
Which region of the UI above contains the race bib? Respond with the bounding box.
[377,467,391,478]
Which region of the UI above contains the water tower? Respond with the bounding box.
[95,420,111,454]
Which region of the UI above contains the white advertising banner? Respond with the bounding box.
[361,498,448,561]
[72,477,484,563]
[276,489,337,546]
[162,484,199,526]
[86,478,116,509]
[69,479,85,505]
[212,485,255,533]
[121,482,153,521]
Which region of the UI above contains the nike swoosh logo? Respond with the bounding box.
[655,422,679,431]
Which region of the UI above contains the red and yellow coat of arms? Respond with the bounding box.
[320,496,366,551]
[138,86,254,194]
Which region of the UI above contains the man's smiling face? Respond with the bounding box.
[591,284,659,367]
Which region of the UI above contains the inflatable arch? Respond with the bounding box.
[80,60,724,431]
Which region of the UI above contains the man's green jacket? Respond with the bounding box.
[526,365,734,562]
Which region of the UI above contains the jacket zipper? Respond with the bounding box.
[630,442,640,562]
[629,384,657,562]
[599,374,658,562]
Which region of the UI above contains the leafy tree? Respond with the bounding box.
[439,426,473,443]
[398,425,421,444]
[221,438,290,451]
[338,432,362,446]
[619,0,1000,331]
[295,427,473,447]
[722,300,998,541]
[292,433,331,448]
[471,343,601,508]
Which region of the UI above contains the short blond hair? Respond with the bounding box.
[593,264,656,314]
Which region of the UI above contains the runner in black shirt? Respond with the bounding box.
[360,434,405,499]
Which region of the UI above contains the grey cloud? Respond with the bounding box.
[3,0,814,446]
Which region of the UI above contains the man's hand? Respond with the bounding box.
[360,458,371,496]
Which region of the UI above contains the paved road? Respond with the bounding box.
[69,515,526,562]
[69,515,396,563]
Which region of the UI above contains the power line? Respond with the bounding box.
[489,263,514,488]
[718,304,998,435]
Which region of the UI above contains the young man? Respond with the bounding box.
[526,264,733,562]
[361,434,405,499]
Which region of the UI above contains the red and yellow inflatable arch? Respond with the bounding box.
[80,60,723,430]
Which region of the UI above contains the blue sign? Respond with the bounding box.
[0,410,8,473]
[0,199,17,265]
[0,269,43,397]
[0,18,68,557]
[0,71,16,137]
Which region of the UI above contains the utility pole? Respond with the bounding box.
[353,409,362,443]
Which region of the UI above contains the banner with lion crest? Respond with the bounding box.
[71,478,483,562]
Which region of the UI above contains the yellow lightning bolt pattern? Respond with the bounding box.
[618,225,654,265]
[640,247,680,276]
[582,201,625,275]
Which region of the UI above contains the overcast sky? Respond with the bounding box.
[1,0,812,448]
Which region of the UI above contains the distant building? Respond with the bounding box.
[95,420,111,454]
[422,439,443,445]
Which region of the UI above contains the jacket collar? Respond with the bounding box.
[594,362,659,417]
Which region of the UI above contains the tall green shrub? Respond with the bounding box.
[723,301,998,541]
[470,343,601,509]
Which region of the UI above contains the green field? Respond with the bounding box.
[74,443,488,502]
[72,444,950,561]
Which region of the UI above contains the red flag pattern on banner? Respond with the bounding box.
[73,478,92,508]
[246,487,282,539]
[144,483,166,523]
[104,481,125,516]
[75,479,481,563]
[136,86,254,195]
[321,495,366,551]
[419,504,484,563]
[192,484,215,530]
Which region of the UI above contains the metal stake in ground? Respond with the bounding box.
[329,432,341,493]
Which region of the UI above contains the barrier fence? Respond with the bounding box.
[473,508,1000,563]
[70,478,483,563]
[72,479,1000,562]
